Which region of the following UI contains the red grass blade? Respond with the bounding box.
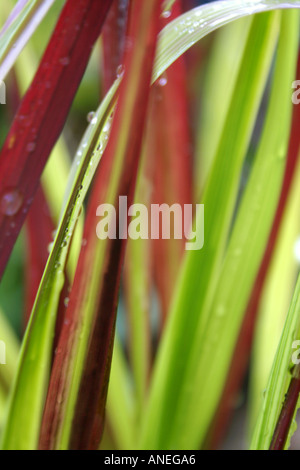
[152,1,193,323]
[39,0,162,450]
[102,0,129,93]
[24,186,54,327]
[270,365,300,450]
[0,0,112,281]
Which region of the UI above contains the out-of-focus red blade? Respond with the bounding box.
[24,186,54,327]
[102,0,129,93]
[39,0,162,450]
[152,1,193,324]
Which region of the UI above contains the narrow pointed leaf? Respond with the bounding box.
[102,0,129,93]
[152,0,193,323]
[176,9,299,449]
[39,0,162,450]
[0,78,118,451]
[141,11,280,450]
[251,270,300,449]
[0,0,113,282]
[207,52,300,448]
[24,187,54,326]
[249,153,300,439]
[154,0,300,83]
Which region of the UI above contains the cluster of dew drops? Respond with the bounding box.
[44,106,115,308]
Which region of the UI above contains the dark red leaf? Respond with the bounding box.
[39,0,162,450]
[0,0,113,281]
[102,0,129,93]
[151,1,193,324]
[270,365,300,450]
[24,186,54,327]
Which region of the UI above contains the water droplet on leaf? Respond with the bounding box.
[87,111,95,123]
[26,142,36,152]
[59,57,70,66]
[0,190,23,216]
[116,64,124,78]
[48,242,54,253]
[157,74,168,87]
[162,10,171,19]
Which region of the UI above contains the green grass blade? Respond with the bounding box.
[106,337,135,450]
[141,11,281,450]
[2,0,300,452]
[174,9,299,449]
[195,15,253,196]
[0,80,118,450]
[0,307,20,435]
[249,156,300,435]
[154,0,300,83]
[251,271,300,449]
[0,307,20,392]
[124,144,152,423]
[39,0,161,450]
[0,0,57,81]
